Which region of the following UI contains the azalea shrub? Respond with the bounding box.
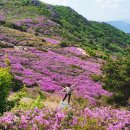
[90,74,102,82]
[0,47,110,104]
[14,17,61,37]
[59,41,70,47]
[0,106,130,130]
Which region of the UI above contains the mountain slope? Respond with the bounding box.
[0,1,130,129]
[107,21,130,33]
[122,18,130,24]
[0,0,130,57]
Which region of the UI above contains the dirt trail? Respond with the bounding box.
[44,93,62,109]
[44,93,74,109]
[44,100,59,109]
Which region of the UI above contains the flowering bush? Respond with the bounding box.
[0,47,110,104]
[44,37,60,44]
[0,34,17,45]
[15,17,61,37]
[0,106,129,130]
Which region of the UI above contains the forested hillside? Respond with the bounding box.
[0,0,130,57]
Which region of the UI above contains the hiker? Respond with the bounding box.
[62,83,77,104]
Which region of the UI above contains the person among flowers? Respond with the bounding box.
[62,83,77,104]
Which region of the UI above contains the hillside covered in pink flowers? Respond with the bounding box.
[0,47,109,103]
[0,0,130,130]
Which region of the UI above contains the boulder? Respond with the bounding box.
[0,41,14,48]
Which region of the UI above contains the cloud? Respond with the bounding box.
[96,0,124,8]
[40,0,69,6]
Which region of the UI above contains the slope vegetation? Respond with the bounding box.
[0,0,130,57]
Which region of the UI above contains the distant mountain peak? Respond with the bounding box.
[122,18,130,24]
[107,20,130,33]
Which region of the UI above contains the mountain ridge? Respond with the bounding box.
[0,0,130,57]
[122,18,130,24]
[107,20,130,33]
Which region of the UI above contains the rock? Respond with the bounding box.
[77,48,87,55]
[20,97,33,103]
[59,101,71,109]
[14,46,29,51]
[0,41,14,48]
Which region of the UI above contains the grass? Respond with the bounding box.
[8,86,47,111]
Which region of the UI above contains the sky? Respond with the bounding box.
[39,0,130,21]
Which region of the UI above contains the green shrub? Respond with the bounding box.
[9,86,46,110]
[86,48,96,57]
[72,95,89,109]
[98,54,109,60]
[8,85,27,105]
[70,64,82,69]
[13,95,45,111]
[4,21,14,28]
[22,0,30,5]
[0,20,5,25]
[11,79,23,91]
[102,53,130,106]
[90,74,102,82]
[59,41,70,47]
[27,87,46,100]
[108,43,124,53]
[74,118,105,130]
[0,68,13,114]
[101,94,127,107]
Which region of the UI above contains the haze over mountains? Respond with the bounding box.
[107,19,130,33]
[123,18,130,24]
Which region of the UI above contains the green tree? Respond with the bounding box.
[102,54,130,105]
[0,68,13,114]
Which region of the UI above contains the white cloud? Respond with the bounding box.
[40,0,69,6]
[96,0,124,8]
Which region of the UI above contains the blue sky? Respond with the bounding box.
[40,0,130,21]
